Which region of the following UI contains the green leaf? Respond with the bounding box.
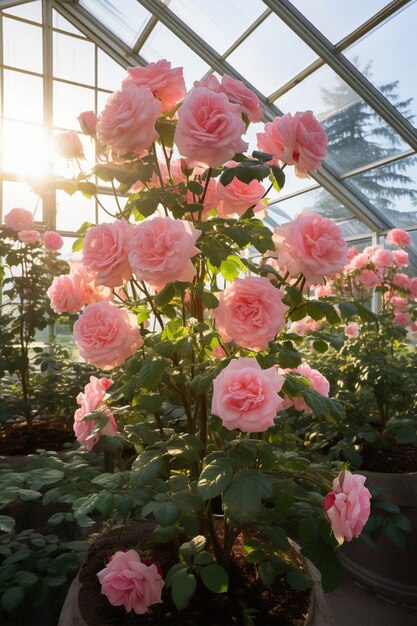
[156,119,176,148]
[153,501,180,526]
[194,551,213,566]
[155,283,176,307]
[197,457,234,500]
[14,571,38,588]
[171,569,197,611]
[72,237,85,252]
[139,359,166,391]
[270,165,285,191]
[338,302,358,319]
[219,168,236,187]
[1,586,24,612]
[200,563,228,593]
[286,568,312,591]
[223,470,271,525]
[78,181,97,198]
[258,560,276,586]
[0,515,15,533]
[18,489,42,502]
[312,340,328,353]
[376,501,400,514]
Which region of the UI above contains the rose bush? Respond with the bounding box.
[49,58,373,617]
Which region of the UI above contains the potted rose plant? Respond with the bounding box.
[48,60,372,625]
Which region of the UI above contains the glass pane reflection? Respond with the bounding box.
[53,81,95,130]
[97,49,127,92]
[2,180,43,223]
[3,1,42,23]
[344,2,417,128]
[346,155,417,228]
[56,189,96,232]
[53,32,95,85]
[169,0,266,55]
[228,13,317,95]
[79,0,150,47]
[3,18,43,73]
[2,120,50,179]
[3,70,43,124]
[276,64,408,175]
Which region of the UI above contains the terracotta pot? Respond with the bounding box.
[338,469,417,605]
[58,526,329,626]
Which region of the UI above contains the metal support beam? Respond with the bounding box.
[0,0,32,9]
[42,0,55,229]
[263,0,417,151]
[52,0,147,68]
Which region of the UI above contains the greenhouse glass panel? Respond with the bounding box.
[97,194,127,224]
[267,186,370,238]
[3,0,42,23]
[2,121,49,179]
[53,81,96,130]
[79,0,150,47]
[290,0,391,43]
[3,70,43,124]
[227,13,317,95]
[2,180,43,223]
[276,64,408,175]
[169,0,266,55]
[344,2,417,128]
[346,155,417,228]
[97,49,127,92]
[53,31,95,85]
[141,23,210,88]
[56,189,95,232]
[53,9,87,36]
[3,17,42,73]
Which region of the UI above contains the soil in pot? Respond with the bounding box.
[360,444,417,473]
[0,418,74,455]
[77,520,311,626]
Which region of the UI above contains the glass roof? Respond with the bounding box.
[0,0,416,261]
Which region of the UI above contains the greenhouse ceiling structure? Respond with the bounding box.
[1,0,417,263]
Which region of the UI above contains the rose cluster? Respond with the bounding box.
[3,207,63,251]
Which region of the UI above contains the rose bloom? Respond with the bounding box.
[211,358,285,433]
[392,272,411,290]
[212,277,288,351]
[346,247,358,261]
[216,176,265,218]
[220,75,263,122]
[347,253,369,271]
[123,59,186,113]
[74,300,143,370]
[314,283,334,298]
[48,274,88,314]
[323,470,371,545]
[82,219,133,288]
[4,207,34,232]
[174,87,248,168]
[392,249,409,268]
[391,295,409,311]
[410,277,417,298]
[288,363,330,414]
[97,549,164,615]
[289,316,320,335]
[128,217,201,289]
[357,269,381,290]
[78,110,98,135]
[272,211,348,284]
[73,376,117,450]
[55,130,84,159]
[18,230,40,244]
[386,228,411,247]
[97,85,161,156]
[344,322,360,339]
[256,111,327,178]
[372,248,393,268]
[363,245,380,257]
[394,311,410,326]
[44,230,64,251]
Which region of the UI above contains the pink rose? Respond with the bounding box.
[272,211,348,284]
[346,247,358,261]
[257,111,327,178]
[73,376,117,450]
[97,550,164,614]
[392,249,409,267]
[363,245,379,257]
[391,295,409,311]
[97,85,161,156]
[18,230,40,244]
[74,300,143,370]
[386,228,411,247]
[288,363,330,413]
[394,311,410,326]
[289,316,320,335]
[78,110,98,135]
[212,277,288,351]
[174,87,248,168]
[410,277,417,298]
[4,207,34,232]
[216,177,265,218]
[220,75,263,123]
[128,217,201,289]
[123,60,186,114]
[392,273,411,290]
[82,219,133,288]
[48,274,88,314]
[348,253,369,271]
[314,284,334,298]
[70,260,112,304]
[211,358,285,432]
[323,470,371,545]
[44,231,64,251]
[55,130,84,159]
[357,269,381,290]
[344,322,360,339]
[372,248,393,268]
